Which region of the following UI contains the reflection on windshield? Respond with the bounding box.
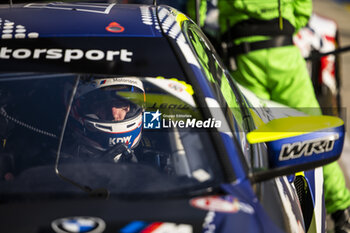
[0,73,224,199]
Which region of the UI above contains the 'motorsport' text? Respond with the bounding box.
[0,47,133,63]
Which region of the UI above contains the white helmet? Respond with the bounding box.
[70,77,145,151]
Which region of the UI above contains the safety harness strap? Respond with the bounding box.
[229,35,294,55]
[222,18,295,41]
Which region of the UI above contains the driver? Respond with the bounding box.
[66,77,146,162]
[111,105,130,121]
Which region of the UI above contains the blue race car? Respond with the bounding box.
[0,2,345,233]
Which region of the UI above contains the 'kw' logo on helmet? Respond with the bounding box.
[109,136,132,146]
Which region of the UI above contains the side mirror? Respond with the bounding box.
[247,115,345,183]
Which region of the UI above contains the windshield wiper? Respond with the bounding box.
[54,75,109,199]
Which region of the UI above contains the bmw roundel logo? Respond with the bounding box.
[51,216,106,233]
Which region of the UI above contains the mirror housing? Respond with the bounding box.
[247,116,345,183]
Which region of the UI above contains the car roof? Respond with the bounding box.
[0,3,188,78]
[0,2,163,39]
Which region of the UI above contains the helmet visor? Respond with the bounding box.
[76,83,145,122]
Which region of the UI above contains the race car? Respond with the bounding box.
[0,2,345,233]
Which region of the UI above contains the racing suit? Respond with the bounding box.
[187,0,350,215]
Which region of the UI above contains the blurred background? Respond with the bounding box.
[312,0,350,187]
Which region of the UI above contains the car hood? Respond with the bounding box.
[0,194,283,233]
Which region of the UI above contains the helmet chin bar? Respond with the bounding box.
[84,110,143,150]
[84,107,143,133]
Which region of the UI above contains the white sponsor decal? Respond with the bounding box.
[202,211,216,233]
[151,223,193,233]
[25,2,116,15]
[145,78,196,107]
[279,134,339,161]
[0,47,133,63]
[275,178,306,233]
[192,169,211,182]
[93,77,145,92]
[0,19,39,40]
[109,136,132,146]
[190,196,254,214]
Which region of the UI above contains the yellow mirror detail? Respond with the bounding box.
[247,115,344,144]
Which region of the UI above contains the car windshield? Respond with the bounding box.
[0,73,225,200]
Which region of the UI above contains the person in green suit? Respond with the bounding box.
[187,1,350,232]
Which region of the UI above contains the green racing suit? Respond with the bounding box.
[187,0,350,214]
